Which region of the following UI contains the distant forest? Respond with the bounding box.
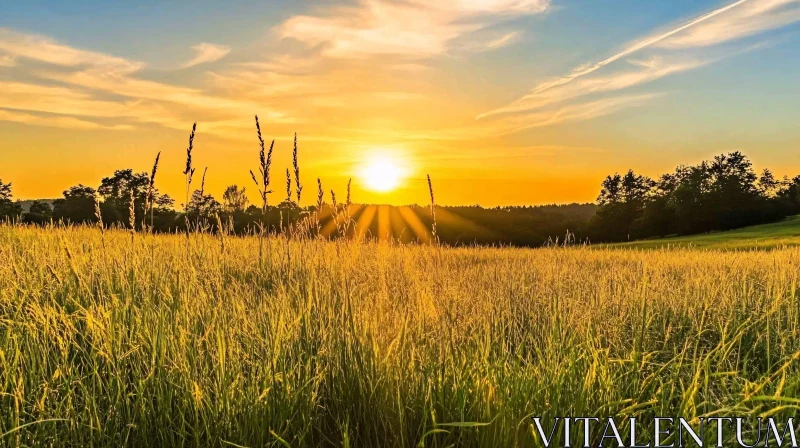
[2,151,800,246]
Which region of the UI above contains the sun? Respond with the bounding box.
[360,155,403,192]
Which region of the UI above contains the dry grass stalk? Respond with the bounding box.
[250,115,274,215]
[94,197,105,248]
[183,123,197,237]
[427,174,437,243]
[251,115,274,264]
[315,178,324,236]
[128,189,136,243]
[183,123,197,209]
[343,178,353,235]
[316,179,324,210]
[94,198,103,227]
[293,133,302,204]
[128,190,135,229]
[346,178,352,207]
[200,167,208,198]
[146,151,161,230]
[215,213,225,252]
[286,168,292,204]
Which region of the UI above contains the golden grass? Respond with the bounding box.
[2,223,800,446]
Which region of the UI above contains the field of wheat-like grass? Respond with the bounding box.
[2,223,800,447]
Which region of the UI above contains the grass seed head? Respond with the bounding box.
[316,179,324,210]
[286,168,292,203]
[293,133,302,204]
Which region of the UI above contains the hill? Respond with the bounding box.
[608,215,800,250]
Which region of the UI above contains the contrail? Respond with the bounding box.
[529,0,752,94]
[477,0,752,119]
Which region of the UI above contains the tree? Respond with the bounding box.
[758,169,779,197]
[777,175,800,215]
[0,179,11,201]
[53,185,97,224]
[0,179,23,220]
[98,169,149,228]
[186,190,222,224]
[222,185,248,213]
[705,152,763,230]
[590,152,793,242]
[590,170,653,241]
[23,201,53,225]
[597,174,623,205]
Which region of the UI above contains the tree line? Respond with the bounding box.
[0,169,595,246]
[587,151,800,242]
[2,151,799,246]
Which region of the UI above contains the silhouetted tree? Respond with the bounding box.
[590,152,795,242]
[97,169,150,228]
[53,185,97,224]
[589,170,653,241]
[222,185,248,213]
[0,178,23,220]
[23,201,52,225]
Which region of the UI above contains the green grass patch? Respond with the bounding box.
[608,215,800,250]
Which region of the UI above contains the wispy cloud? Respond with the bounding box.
[0,108,134,130]
[500,93,661,133]
[0,29,288,135]
[0,54,14,67]
[511,0,754,98]
[478,56,705,118]
[658,0,800,48]
[485,31,522,50]
[478,0,800,131]
[279,0,549,59]
[0,27,143,74]
[182,42,231,68]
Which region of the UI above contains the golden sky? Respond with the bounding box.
[2,0,800,206]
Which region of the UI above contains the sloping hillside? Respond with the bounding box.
[610,215,800,250]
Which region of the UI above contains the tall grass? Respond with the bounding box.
[183,123,197,210]
[146,151,161,231]
[427,174,437,243]
[2,222,800,446]
[293,132,302,205]
[183,123,197,237]
[250,115,274,264]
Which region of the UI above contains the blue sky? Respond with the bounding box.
[2,0,800,205]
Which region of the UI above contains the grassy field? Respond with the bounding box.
[2,223,800,446]
[609,215,800,250]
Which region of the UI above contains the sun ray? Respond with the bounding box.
[397,206,432,243]
[355,205,377,241]
[377,205,391,241]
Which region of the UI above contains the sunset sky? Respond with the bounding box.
[2,0,800,206]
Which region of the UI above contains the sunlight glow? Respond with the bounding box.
[360,155,404,192]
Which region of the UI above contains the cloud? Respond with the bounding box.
[478,0,800,132]
[510,0,754,98]
[0,29,290,134]
[182,42,231,68]
[0,108,134,130]
[478,56,705,118]
[658,0,800,48]
[485,31,522,49]
[278,0,549,59]
[0,54,14,67]
[0,27,143,74]
[499,93,661,133]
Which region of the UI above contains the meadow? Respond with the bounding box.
[611,215,800,250]
[2,222,800,447]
